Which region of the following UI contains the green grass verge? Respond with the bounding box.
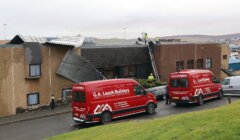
[48,101,240,140]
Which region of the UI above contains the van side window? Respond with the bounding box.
[221,79,230,85]
[134,85,145,95]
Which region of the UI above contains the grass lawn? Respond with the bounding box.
[48,101,240,140]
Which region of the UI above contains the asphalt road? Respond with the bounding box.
[0,97,239,140]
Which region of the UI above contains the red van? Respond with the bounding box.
[169,69,223,105]
[72,79,157,124]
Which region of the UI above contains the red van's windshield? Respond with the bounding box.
[170,78,188,88]
[73,91,85,102]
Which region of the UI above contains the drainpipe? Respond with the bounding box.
[48,46,52,100]
[11,47,16,114]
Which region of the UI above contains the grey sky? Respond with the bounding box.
[0,0,240,39]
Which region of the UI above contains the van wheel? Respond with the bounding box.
[101,112,112,124]
[198,95,204,106]
[146,103,156,114]
[175,103,181,106]
[218,90,223,99]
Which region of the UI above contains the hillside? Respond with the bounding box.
[161,33,240,42]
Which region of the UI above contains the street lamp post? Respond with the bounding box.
[3,24,7,40]
[123,28,126,40]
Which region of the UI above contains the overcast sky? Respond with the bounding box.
[0,0,240,39]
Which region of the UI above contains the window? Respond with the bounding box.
[187,60,194,69]
[223,55,227,60]
[197,59,203,69]
[129,65,136,76]
[134,85,146,95]
[221,79,230,85]
[73,92,85,102]
[176,61,184,71]
[205,58,212,68]
[27,93,39,106]
[170,78,188,88]
[29,64,41,77]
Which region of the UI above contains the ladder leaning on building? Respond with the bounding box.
[147,44,160,80]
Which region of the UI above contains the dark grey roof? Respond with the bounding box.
[81,46,151,68]
[57,49,105,83]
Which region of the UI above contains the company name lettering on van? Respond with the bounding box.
[171,74,187,78]
[193,78,210,83]
[93,89,130,98]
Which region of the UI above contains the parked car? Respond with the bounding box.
[146,86,167,100]
[221,76,240,96]
[72,79,157,124]
[169,69,223,106]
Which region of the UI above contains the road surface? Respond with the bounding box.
[0,97,238,140]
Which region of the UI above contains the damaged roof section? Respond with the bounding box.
[23,43,42,64]
[9,34,47,44]
[57,49,105,83]
[47,36,85,48]
[81,46,150,68]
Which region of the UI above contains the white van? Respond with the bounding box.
[221,76,240,96]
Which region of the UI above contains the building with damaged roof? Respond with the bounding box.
[0,35,151,117]
[0,34,231,117]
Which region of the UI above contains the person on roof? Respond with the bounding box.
[143,33,148,44]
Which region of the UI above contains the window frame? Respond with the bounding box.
[187,60,194,69]
[29,64,41,77]
[223,55,227,60]
[205,58,212,68]
[197,59,204,69]
[176,61,184,71]
[27,92,40,106]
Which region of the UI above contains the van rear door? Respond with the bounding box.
[169,78,190,100]
[72,90,87,120]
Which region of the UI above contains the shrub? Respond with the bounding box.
[136,79,164,88]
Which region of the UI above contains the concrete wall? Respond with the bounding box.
[153,43,224,81]
[0,45,73,117]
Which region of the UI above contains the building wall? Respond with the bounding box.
[0,45,73,117]
[0,47,16,116]
[220,44,230,80]
[153,43,224,81]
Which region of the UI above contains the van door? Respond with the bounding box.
[230,78,240,95]
[221,78,231,94]
[211,75,220,94]
[72,90,87,120]
[133,85,148,110]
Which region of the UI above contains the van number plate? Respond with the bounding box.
[172,97,179,99]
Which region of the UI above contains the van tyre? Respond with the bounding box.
[101,112,112,124]
[218,90,223,99]
[198,95,204,106]
[146,103,156,114]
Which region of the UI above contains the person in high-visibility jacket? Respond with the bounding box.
[143,33,148,44]
[148,73,154,81]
